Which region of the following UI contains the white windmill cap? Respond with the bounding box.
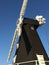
[35,15,46,24]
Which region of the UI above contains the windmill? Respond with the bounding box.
[7,0,49,65]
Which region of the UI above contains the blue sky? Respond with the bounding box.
[0,0,49,65]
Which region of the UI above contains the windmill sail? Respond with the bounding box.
[20,0,28,17]
[7,0,28,61]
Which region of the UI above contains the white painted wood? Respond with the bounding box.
[36,55,46,65]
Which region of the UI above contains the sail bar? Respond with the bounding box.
[20,0,28,18]
[7,27,18,61]
[36,55,46,65]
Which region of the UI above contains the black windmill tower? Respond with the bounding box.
[7,0,49,65]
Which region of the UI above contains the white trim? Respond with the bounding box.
[9,60,49,65]
[36,55,46,65]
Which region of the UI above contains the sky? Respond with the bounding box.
[0,0,49,65]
